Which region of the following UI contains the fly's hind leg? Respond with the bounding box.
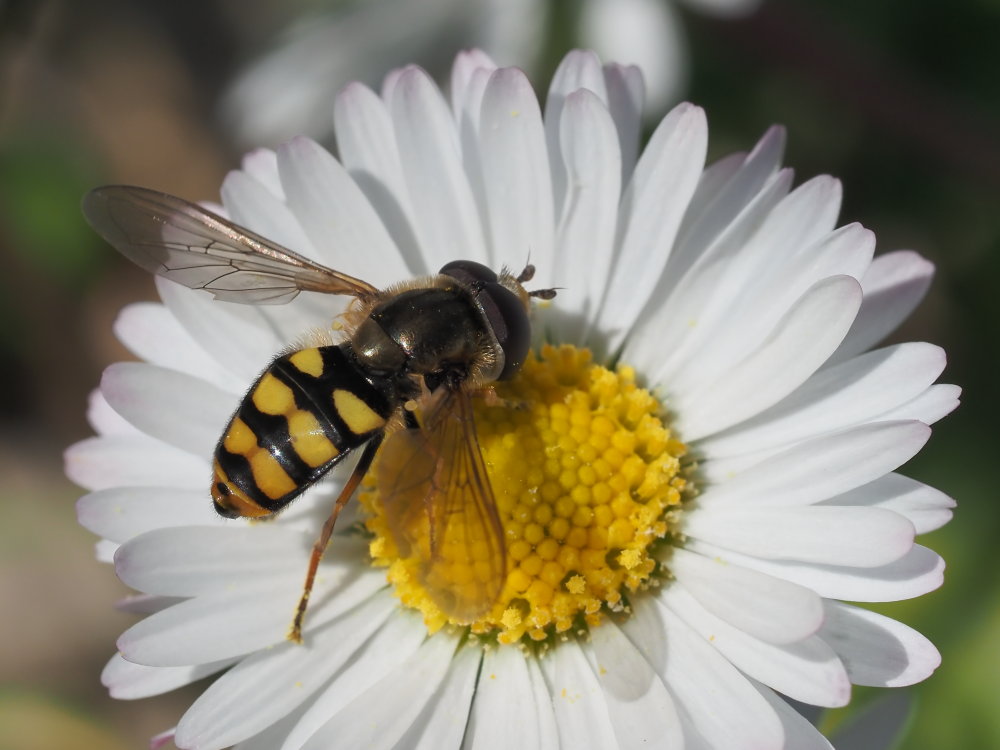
[288,435,382,644]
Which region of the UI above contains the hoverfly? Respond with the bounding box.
[83,185,555,642]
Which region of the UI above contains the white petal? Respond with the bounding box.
[661,586,850,707]
[671,125,786,284]
[240,148,283,198]
[599,103,707,352]
[388,66,488,269]
[155,275,281,382]
[221,168,319,260]
[602,63,644,184]
[540,640,620,749]
[699,420,932,507]
[477,67,554,271]
[281,610,427,750]
[625,599,785,750]
[668,546,823,644]
[698,342,946,458]
[682,150,747,230]
[678,275,863,440]
[233,703,312,750]
[115,526,362,596]
[663,175,843,393]
[686,539,945,602]
[102,652,235,700]
[116,594,183,614]
[545,49,608,214]
[277,136,408,288]
[101,363,236,457]
[752,680,835,750]
[118,569,385,666]
[303,633,457,750]
[466,644,549,750]
[750,173,843,253]
[614,589,667,676]
[114,302,241,392]
[685,504,914,567]
[821,472,956,535]
[151,728,177,750]
[671,219,876,393]
[586,619,684,748]
[381,65,405,101]
[216,175,334,340]
[581,0,684,113]
[450,50,499,119]
[552,88,621,329]
[752,221,874,311]
[624,168,794,383]
[452,64,493,257]
[175,593,396,750]
[65,436,207,492]
[820,601,940,687]
[86,389,141,437]
[333,82,424,275]
[547,49,608,101]
[829,250,935,363]
[395,645,480,750]
[95,538,118,562]
[77,486,225,543]
[116,584,288,666]
[877,383,961,425]
[525,655,559,749]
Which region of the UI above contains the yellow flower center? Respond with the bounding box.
[360,344,687,644]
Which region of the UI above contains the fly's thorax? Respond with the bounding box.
[352,286,491,382]
[350,262,532,389]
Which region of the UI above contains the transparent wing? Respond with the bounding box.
[82,185,378,304]
[376,389,506,623]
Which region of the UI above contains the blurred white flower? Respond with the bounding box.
[223,0,760,147]
[73,48,955,750]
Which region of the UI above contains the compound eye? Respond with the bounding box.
[440,260,529,380]
[479,282,531,381]
[439,260,498,285]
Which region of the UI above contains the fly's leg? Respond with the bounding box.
[288,435,382,644]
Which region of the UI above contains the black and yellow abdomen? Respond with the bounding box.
[211,345,395,518]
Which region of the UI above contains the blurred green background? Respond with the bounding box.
[0,0,996,748]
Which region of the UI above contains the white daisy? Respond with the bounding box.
[70,49,957,750]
